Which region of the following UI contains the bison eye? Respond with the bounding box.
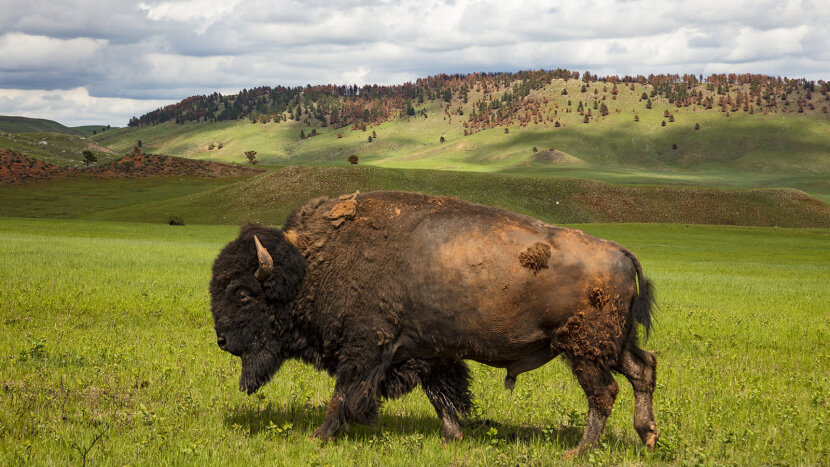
[236,288,252,303]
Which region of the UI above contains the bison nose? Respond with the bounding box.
[217,335,227,349]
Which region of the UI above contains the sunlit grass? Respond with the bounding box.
[1,218,827,465]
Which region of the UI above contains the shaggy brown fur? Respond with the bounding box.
[209,191,657,454]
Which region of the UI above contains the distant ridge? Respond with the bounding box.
[128,70,828,130]
[0,116,116,136]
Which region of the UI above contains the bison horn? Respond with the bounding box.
[253,235,274,281]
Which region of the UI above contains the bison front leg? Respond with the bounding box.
[313,387,348,440]
[313,346,392,440]
[566,360,619,457]
[421,360,473,441]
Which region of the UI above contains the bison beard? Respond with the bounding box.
[239,343,283,394]
[209,191,658,456]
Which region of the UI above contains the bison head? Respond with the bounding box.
[209,223,305,394]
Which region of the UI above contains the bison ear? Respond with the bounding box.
[253,235,274,281]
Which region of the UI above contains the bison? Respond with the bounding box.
[210,191,658,455]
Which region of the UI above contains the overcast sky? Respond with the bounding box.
[1,0,827,126]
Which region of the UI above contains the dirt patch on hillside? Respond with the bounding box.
[531,149,568,163]
[0,149,265,184]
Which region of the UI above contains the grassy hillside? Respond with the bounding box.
[0,131,117,166]
[0,116,116,136]
[71,125,119,136]
[0,115,86,135]
[1,218,827,465]
[5,166,822,228]
[92,78,830,201]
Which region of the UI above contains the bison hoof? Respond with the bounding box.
[504,375,516,392]
[312,427,334,441]
[644,430,659,448]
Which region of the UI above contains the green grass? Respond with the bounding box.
[71,126,119,136]
[0,218,827,465]
[0,115,85,135]
[0,176,247,221]
[16,166,820,228]
[1,131,117,166]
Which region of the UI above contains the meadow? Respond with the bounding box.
[1,217,827,465]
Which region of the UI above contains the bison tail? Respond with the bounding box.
[620,247,656,341]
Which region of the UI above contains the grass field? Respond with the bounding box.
[1,218,827,465]
[0,177,247,221]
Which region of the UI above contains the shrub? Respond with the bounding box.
[82,151,97,166]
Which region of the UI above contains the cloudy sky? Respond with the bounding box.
[1,0,827,126]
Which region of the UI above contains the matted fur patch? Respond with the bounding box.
[519,241,552,273]
[325,191,359,227]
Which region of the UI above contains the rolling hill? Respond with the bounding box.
[0,130,117,166]
[0,115,116,135]
[45,165,826,228]
[92,76,830,201]
[0,115,85,134]
[3,70,829,226]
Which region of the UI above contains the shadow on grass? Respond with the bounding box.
[224,401,627,449]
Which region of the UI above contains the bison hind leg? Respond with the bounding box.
[421,360,472,441]
[614,340,659,448]
[564,357,619,457]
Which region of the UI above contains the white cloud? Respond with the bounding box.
[0,33,106,70]
[0,0,828,126]
[726,26,810,62]
[138,0,243,33]
[0,87,175,126]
